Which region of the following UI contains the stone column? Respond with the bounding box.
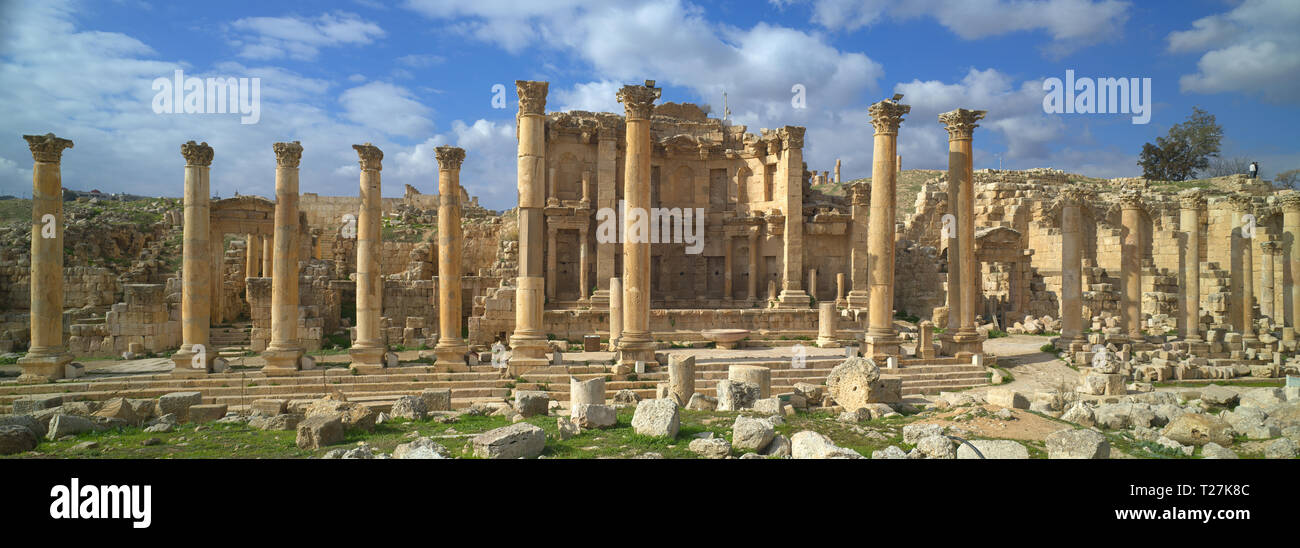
[349,143,385,372]
[615,81,661,367]
[723,235,734,300]
[434,145,470,370]
[847,182,871,308]
[609,277,623,346]
[1059,187,1088,349]
[261,234,271,278]
[508,81,552,372]
[262,141,304,376]
[1120,191,1145,343]
[1179,190,1205,342]
[170,140,214,378]
[1282,195,1300,343]
[938,108,987,357]
[836,272,846,308]
[546,225,557,301]
[210,228,223,325]
[747,229,759,302]
[1261,239,1279,322]
[776,126,811,308]
[816,302,839,347]
[863,98,909,358]
[1231,196,1257,343]
[245,233,261,278]
[17,134,74,383]
[834,158,841,183]
[589,122,618,308]
[579,224,589,301]
[807,268,818,302]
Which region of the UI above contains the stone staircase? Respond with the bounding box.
[0,354,990,414]
[210,322,252,359]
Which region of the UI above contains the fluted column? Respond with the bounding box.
[349,143,385,372]
[1179,190,1205,342]
[616,81,661,367]
[1261,239,1279,322]
[1230,196,1257,343]
[938,108,986,357]
[1120,191,1145,343]
[245,233,261,278]
[508,81,552,373]
[262,141,304,376]
[776,126,810,308]
[210,227,223,326]
[579,224,589,301]
[431,146,470,370]
[261,234,271,278]
[723,235,734,300]
[170,141,214,378]
[17,134,74,383]
[1059,186,1088,349]
[546,225,557,300]
[846,182,870,308]
[609,277,623,346]
[747,229,759,302]
[863,97,910,358]
[1283,195,1300,343]
[589,122,618,309]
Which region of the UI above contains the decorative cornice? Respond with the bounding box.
[516,80,548,115]
[353,143,383,171]
[1227,194,1254,213]
[1280,193,1300,212]
[1178,189,1205,210]
[435,145,466,171]
[868,99,910,135]
[938,108,987,140]
[24,133,74,164]
[273,141,303,168]
[782,126,805,150]
[1059,185,1091,205]
[850,182,871,206]
[617,83,661,120]
[1119,190,1144,211]
[180,140,213,167]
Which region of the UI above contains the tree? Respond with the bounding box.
[1204,156,1250,178]
[1137,106,1223,181]
[1276,168,1300,190]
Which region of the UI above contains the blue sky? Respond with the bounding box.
[1,0,1297,210]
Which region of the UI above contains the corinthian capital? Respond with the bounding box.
[353,143,383,171]
[938,108,987,140]
[617,83,661,120]
[180,140,213,167]
[435,145,466,171]
[868,99,910,135]
[1119,190,1144,211]
[24,133,74,164]
[1281,193,1300,212]
[273,141,303,168]
[1060,185,1091,205]
[1228,194,1255,213]
[1178,189,1205,210]
[782,126,806,150]
[516,80,549,115]
[1260,239,1281,254]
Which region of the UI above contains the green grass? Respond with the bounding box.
[986,329,1009,339]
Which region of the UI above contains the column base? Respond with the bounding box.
[507,336,550,376]
[170,347,212,377]
[775,289,811,309]
[1282,327,1295,342]
[939,330,985,356]
[349,345,385,373]
[262,347,304,377]
[846,291,870,310]
[434,343,470,372]
[616,334,657,368]
[816,336,841,348]
[16,352,72,384]
[589,289,611,309]
[862,332,901,359]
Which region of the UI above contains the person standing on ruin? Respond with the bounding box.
[1250,161,1258,179]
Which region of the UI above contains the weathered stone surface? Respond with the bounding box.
[685,393,717,411]
[393,437,449,459]
[419,389,452,412]
[46,414,97,440]
[903,423,945,445]
[251,399,288,417]
[12,394,64,414]
[1162,413,1235,446]
[915,435,956,459]
[792,383,824,405]
[715,379,759,411]
[0,425,38,455]
[1200,442,1238,459]
[872,445,908,459]
[791,430,862,459]
[688,437,731,459]
[1266,402,1300,430]
[986,388,1029,409]
[956,439,1029,459]
[1223,406,1268,433]
[631,399,680,439]
[304,397,377,432]
[157,391,203,421]
[826,356,888,411]
[514,391,550,417]
[127,399,155,421]
[296,415,344,450]
[1045,428,1110,459]
[568,377,605,407]
[752,397,783,416]
[556,417,579,440]
[571,403,617,429]
[1265,437,1299,459]
[728,365,772,398]
[1060,402,1096,427]
[667,354,695,406]
[187,404,227,423]
[732,416,775,451]
[761,434,792,457]
[1197,385,1239,407]
[390,395,428,420]
[472,422,546,459]
[613,389,641,405]
[92,398,142,426]
[1239,388,1286,409]
[0,414,46,440]
[1155,436,1194,456]
[249,413,302,431]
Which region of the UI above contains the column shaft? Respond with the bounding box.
[171,141,213,377]
[18,134,75,383]
[1060,189,1085,347]
[1120,192,1144,342]
[350,143,385,371]
[747,230,759,302]
[508,81,551,371]
[263,141,304,375]
[864,99,909,358]
[435,146,469,369]
[616,82,660,367]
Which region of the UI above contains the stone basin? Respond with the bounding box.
[702,329,751,349]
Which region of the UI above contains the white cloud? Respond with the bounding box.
[228,11,385,60]
[555,80,624,112]
[339,82,435,139]
[1168,0,1300,104]
[395,53,445,68]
